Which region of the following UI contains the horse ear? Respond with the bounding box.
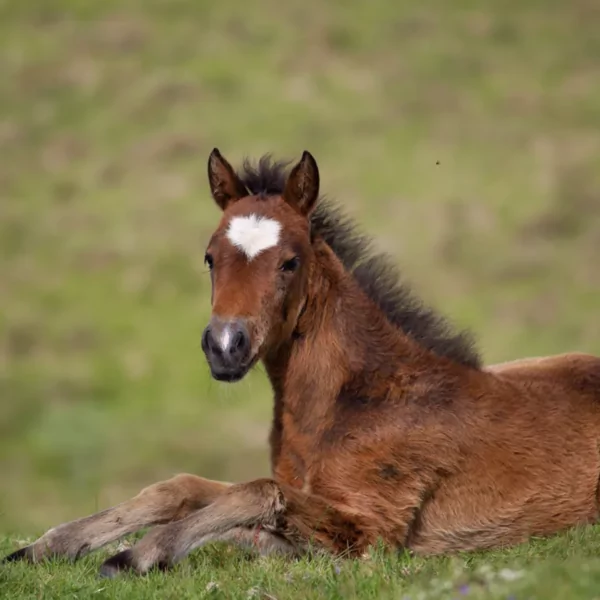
[283,151,320,216]
[207,148,248,211]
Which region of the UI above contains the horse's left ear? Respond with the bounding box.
[283,151,320,216]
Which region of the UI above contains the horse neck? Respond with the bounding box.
[262,240,422,429]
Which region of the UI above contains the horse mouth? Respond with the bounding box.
[211,368,247,383]
[209,355,258,383]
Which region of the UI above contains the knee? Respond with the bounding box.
[135,474,198,518]
[228,479,286,516]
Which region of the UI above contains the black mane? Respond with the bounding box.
[237,155,481,370]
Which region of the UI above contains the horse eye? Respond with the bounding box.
[204,253,214,270]
[280,256,300,272]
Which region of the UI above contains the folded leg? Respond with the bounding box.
[99,478,290,575]
[98,477,376,576]
[100,525,297,578]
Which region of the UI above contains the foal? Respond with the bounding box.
[5,150,600,576]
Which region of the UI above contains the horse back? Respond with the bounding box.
[486,352,600,401]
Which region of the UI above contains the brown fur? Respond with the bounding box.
[5,150,600,576]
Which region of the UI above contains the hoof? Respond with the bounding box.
[99,549,136,578]
[2,547,32,564]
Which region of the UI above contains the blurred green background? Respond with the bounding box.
[1,0,599,534]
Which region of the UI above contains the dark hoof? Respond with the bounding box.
[0,546,33,563]
[99,549,135,578]
[2,547,32,564]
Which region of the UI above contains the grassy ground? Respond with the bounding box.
[4,527,600,600]
[1,0,600,597]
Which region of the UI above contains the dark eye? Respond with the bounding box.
[280,256,300,273]
[204,253,214,270]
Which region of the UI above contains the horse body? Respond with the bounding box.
[276,354,600,554]
[5,150,600,575]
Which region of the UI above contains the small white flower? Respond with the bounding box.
[206,581,220,592]
[498,568,524,582]
[116,541,132,552]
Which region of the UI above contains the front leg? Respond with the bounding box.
[3,474,231,563]
[99,478,290,576]
[99,478,376,576]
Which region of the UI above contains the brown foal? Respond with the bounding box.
[5,149,600,577]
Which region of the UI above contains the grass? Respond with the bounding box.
[1,0,600,597]
[4,527,600,600]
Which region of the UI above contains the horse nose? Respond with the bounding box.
[202,318,251,369]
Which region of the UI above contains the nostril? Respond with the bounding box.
[201,328,211,352]
[232,330,245,353]
[202,327,222,357]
